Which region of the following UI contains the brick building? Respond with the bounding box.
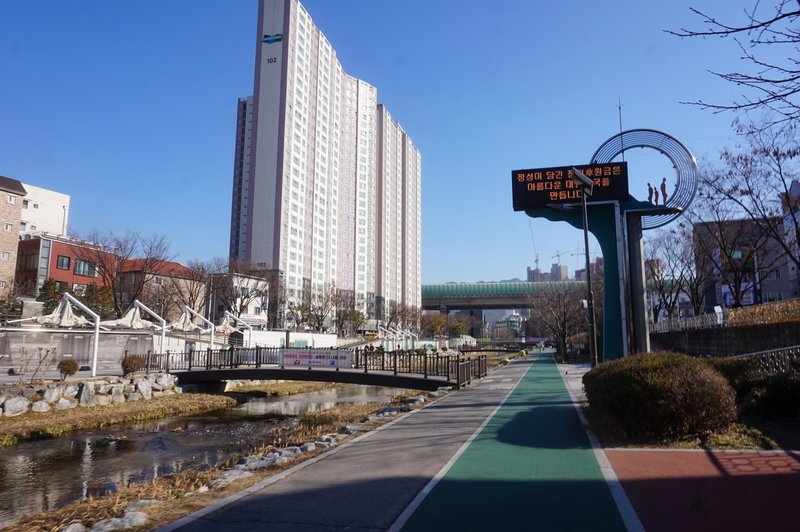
[16,233,113,298]
[0,177,28,296]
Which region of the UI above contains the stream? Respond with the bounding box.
[0,384,404,527]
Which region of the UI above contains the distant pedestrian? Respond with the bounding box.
[647,183,653,203]
[661,177,668,204]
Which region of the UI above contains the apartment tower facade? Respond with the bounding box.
[230,0,421,326]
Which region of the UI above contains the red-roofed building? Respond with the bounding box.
[117,259,207,321]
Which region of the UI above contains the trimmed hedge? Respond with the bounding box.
[57,358,79,381]
[583,352,736,440]
[121,355,145,376]
[702,356,760,397]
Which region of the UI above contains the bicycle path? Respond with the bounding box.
[164,353,635,531]
[162,354,544,531]
[395,353,630,531]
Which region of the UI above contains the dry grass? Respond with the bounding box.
[2,398,414,532]
[0,393,236,447]
[583,405,784,450]
[227,380,345,396]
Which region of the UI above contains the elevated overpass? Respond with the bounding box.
[421,281,584,311]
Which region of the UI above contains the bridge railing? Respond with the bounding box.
[128,347,487,388]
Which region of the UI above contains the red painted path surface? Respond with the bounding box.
[606,449,800,531]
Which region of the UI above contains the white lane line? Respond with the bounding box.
[388,361,533,532]
[560,368,645,532]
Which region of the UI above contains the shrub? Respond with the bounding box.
[121,355,145,376]
[583,352,736,440]
[56,358,79,381]
[757,373,800,418]
[702,356,760,398]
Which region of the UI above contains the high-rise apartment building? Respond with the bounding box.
[230,0,421,326]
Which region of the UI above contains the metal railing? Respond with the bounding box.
[126,347,487,388]
[732,344,800,377]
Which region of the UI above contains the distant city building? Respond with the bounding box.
[230,0,421,328]
[694,217,795,312]
[575,257,604,280]
[526,266,542,282]
[550,263,568,281]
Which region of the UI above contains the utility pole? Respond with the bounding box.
[572,168,599,367]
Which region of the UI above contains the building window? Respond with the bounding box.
[0,281,6,289]
[7,195,15,204]
[0,252,9,260]
[3,223,11,232]
[74,259,98,277]
[73,283,87,296]
[22,200,28,209]
[55,281,69,292]
[153,276,163,286]
[57,255,71,270]
[19,222,26,231]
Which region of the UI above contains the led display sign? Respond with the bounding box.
[512,162,629,210]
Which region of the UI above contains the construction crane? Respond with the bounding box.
[527,219,540,271]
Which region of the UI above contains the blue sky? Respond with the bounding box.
[1,1,747,283]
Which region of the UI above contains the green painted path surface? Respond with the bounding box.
[401,354,627,531]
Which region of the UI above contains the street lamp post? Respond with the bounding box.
[572,168,599,367]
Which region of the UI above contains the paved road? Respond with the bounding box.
[161,356,536,531]
[162,354,630,531]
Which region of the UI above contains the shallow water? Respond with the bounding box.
[0,384,402,527]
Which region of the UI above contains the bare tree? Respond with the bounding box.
[307,283,338,332]
[645,229,688,321]
[669,1,800,129]
[528,282,586,360]
[700,122,799,269]
[212,271,270,320]
[674,221,717,316]
[74,231,172,316]
[691,190,785,307]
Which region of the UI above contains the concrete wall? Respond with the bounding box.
[650,321,800,357]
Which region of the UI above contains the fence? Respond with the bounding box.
[650,299,800,333]
[126,347,487,388]
[732,344,800,377]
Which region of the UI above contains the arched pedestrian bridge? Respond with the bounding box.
[133,347,488,392]
[421,281,584,310]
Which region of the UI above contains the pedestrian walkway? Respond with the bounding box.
[162,352,800,531]
[395,354,629,531]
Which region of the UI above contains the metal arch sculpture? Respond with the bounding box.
[591,129,698,229]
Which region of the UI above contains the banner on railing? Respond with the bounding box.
[279,349,352,368]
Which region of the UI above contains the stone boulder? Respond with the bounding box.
[43,386,63,403]
[54,397,78,410]
[89,511,147,532]
[31,401,52,413]
[78,382,95,406]
[136,380,152,400]
[110,385,125,403]
[3,396,30,417]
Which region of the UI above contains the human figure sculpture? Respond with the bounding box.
[654,189,659,205]
[661,177,668,204]
[647,183,653,203]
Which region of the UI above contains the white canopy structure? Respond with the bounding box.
[216,315,238,334]
[169,310,201,332]
[100,306,159,330]
[30,299,91,327]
